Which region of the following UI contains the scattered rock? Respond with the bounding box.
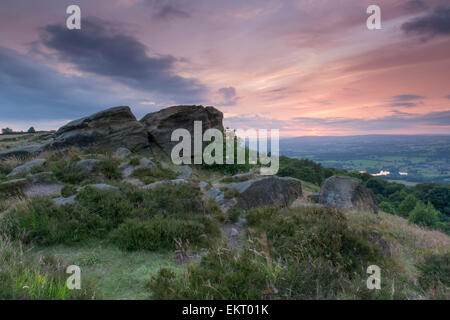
[0,178,28,190]
[143,179,187,190]
[230,176,303,211]
[27,172,56,184]
[7,159,46,177]
[319,176,378,213]
[52,106,149,151]
[83,184,121,192]
[307,193,320,203]
[290,201,324,209]
[119,157,156,178]
[24,183,64,198]
[160,161,169,169]
[115,147,132,158]
[198,181,209,189]
[0,143,48,161]
[175,165,193,179]
[75,159,101,173]
[52,195,77,206]
[140,105,224,153]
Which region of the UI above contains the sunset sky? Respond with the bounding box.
[0,0,449,136]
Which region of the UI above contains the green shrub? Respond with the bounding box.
[49,160,87,184]
[138,183,208,218]
[228,208,242,223]
[131,167,176,184]
[113,215,219,251]
[75,187,135,234]
[397,195,418,217]
[93,160,122,180]
[224,188,239,199]
[61,184,77,198]
[1,198,91,245]
[417,253,450,298]
[408,201,440,228]
[379,201,396,214]
[148,247,272,299]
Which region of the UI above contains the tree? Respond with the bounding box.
[366,178,385,195]
[423,186,450,217]
[408,201,440,228]
[379,201,395,214]
[397,195,418,218]
[27,127,36,133]
[1,128,13,135]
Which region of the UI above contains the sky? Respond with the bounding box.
[0,0,449,136]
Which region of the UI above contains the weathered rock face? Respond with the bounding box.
[0,143,48,161]
[7,159,46,177]
[231,176,303,211]
[319,176,378,213]
[140,105,224,153]
[52,106,149,151]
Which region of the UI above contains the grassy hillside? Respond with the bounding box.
[0,137,448,300]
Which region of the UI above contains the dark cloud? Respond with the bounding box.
[403,0,429,13]
[39,17,206,102]
[153,5,190,20]
[293,111,450,131]
[392,94,424,101]
[0,46,132,121]
[390,102,417,107]
[217,87,239,106]
[402,5,450,39]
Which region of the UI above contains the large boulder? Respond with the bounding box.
[230,176,303,211]
[0,143,48,161]
[52,106,149,151]
[140,105,224,154]
[319,176,378,213]
[7,159,46,177]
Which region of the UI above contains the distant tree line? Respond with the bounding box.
[1,127,37,135]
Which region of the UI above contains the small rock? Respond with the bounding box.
[52,195,77,206]
[115,147,132,158]
[176,165,193,179]
[7,159,46,177]
[27,172,56,184]
[25,183,64,198]
[143,179,187,190]
[230,228,239,237]
[198,181,209,189]
[83,184,121,192]
[160,161,169,169]
[75,159,101,173]
[119,157,156,178]
[307,193,320,203]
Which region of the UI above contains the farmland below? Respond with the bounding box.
[279,135,450,185]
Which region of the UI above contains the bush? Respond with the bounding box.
[379,201,395,214]
[397,195,418,218]
[417,253,449,298]
[113,215,219,251]
[148,247,272,299]
[131,167,176,184]
[93,160,122,180]
[61,185,77,198]
[1,197,91,245]
[408,201,440,228]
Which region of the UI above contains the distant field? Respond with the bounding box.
[280,135,450,184]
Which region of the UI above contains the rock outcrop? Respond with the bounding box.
[230,176,302,211]
[52,106,149,151]
[319,175,378,213]
[7,159,46,177]
[140,105,224,153]
[0,143,48,161]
